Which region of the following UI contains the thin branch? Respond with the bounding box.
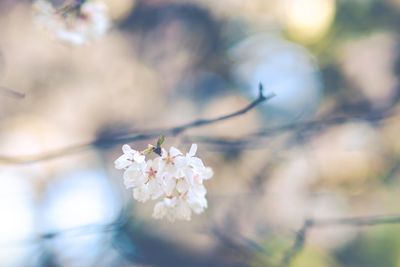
[0,86,25,99]
[0,220,123,246]
[279,219,313,267]
[170,84,275,135]
[0,82,396,164]
[311,214,400,227]
[0,84,274,164]
[279,214,400,267]
[0,89,395,164]
[185,108,395,150]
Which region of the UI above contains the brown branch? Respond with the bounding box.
[0,86,25,99]
[279,219,313,267]
[0,82,395,164]
[0,84,274,164]
[184,107,394,150]
[279,214,400,267]
[170,84,275,135]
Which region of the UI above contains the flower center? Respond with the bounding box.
[164,154,175,165]
[146,167,157,178]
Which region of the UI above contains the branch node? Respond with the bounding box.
[258,83,265,99]
[258,82,276,102]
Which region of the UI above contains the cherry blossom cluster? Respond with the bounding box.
[33,0,110,45]
[114,143,213,222]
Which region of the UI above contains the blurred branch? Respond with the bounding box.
[184,107,395,151]
[280,214,400,267]
[0,82,396,164]
[0,220,124,246]
[0,94,395,163]
[0,86,25,99]
[7,212,400,267]
[279,219,313,267]
[0,84,274,164]
[170,84,275,135]
[38,220,122,240]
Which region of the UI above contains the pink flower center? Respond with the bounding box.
[146,167,157,178]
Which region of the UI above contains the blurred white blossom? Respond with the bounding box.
[115,143,213,222]
[115,144,145,169]
[33,0,110,45]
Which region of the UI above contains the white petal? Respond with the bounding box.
[190,157,205,169]
[164,197,177,207]
[114,154,132,169]
[193,174,203,184]
[189,198,207,214]
[176,201,192,220]
[123,167,146,188]
[133,186,150,202]
[201,167,214,180]
[183,169,194,183]
[174,157,188,169]
[55,29,87,45]
[163,176,176,196]
[133,153,145,163]
[153,156,164,168]
[161,148,168,158]
[188,144,197,157]
[122,144,134,154]
[123,178,135,189]
[176,179,189,193]
[146,159,154,166]
[169,147,183,157]
[190,184,207,197]
[153,201,167,219]
[123,172,136,189]
[187,192,207,211]
[149,180,163,200]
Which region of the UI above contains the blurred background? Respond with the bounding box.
[1,0,400,266]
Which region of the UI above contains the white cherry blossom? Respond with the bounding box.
[153,197,192,222]
[125,158,164,202]
[176,144,213,180]
[159,146,183,177]
[114,144,145,169]
[115,142,213,221]
[187,190,208,214]
[123,162,146,188]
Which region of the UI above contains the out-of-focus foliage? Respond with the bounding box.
[1,0,400,266]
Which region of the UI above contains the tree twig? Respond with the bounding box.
[184,107,394,150]
[0,84,274,164]
[279,219,313,267]
[0,86,25,99]
[0,220,124,246]
[170,84,275,135]
[279,214,400,267]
